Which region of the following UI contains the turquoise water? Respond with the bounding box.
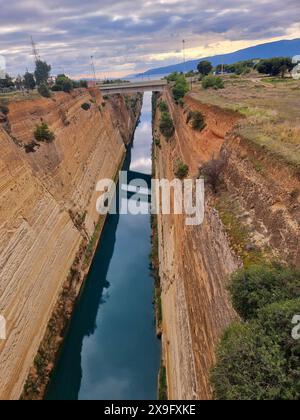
[46,92,160,400]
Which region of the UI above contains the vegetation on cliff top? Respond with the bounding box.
[212,263,300,400]
[159,111,174,139]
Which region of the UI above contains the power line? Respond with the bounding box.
[30,36,40,63]
[90,56,97,85]
[182,40,186,70]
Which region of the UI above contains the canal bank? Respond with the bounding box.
[46,92,161,400]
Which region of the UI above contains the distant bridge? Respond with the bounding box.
[98,80,167,95]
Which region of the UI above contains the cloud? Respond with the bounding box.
[0,0,299,77]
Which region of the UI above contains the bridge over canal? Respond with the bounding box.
[98,80,167,95]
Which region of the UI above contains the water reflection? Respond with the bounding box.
[46,92,160,401]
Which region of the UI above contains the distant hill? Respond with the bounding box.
[134,38,300,77]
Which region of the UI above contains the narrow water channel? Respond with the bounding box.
[46,92,161,400]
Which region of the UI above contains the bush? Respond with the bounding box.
[159,112,174,139]
[228,264,300,320]
[172,79,189,102]
[174,160,189,179]
[256,57,294,78]
[79,80,88,88]
[159,101,169,112]
[200,157,225,193]
[0,104,9,115]
[190,111,206,131]
[38,83,51,98]
[211,322,286,400]
[257,298,300,400]
[81,102,91,111]
[34,123,55,143]
[202,75,224,90]
[167,73,189,102]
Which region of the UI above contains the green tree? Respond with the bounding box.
[34,60,51,86]
[197,60,213,76]
[228,264,300,320]
[52,74,74,93]
[211,322,286,400]
[257,57,294,78]
[190,111,206,131]
[174,160,189,179]
[34,123,55,143]
[0,74,14,88]
[159,112,175,139]
[23,72,36,90]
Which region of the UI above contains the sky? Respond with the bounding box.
[0,0,300,79]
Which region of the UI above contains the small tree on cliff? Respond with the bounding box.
[200,156,225,193]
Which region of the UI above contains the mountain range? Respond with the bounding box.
[133,38,300,77]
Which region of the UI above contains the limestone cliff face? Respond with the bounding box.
[0,89,140,400]
[154,89,300,400]
[153,91,240,400]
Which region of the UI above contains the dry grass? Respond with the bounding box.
[189,74,300,167]
[0,90,40,103]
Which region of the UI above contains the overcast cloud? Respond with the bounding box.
[0,0,300,78]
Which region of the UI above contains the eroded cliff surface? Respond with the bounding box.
[0,89,141,400]
[153,91,240,400]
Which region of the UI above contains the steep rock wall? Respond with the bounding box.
[153,90,240,399]
[0,89,140,400]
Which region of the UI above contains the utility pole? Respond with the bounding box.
[90,56,97,86]
[182,39,186,74]
[30,36,40,64]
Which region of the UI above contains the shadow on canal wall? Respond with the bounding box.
[46,148,133,400]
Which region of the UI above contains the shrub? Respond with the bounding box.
[38,83,51,98]
[79,80,88,88]
[34,123,55,143]
[200,156,225,193]
[257,298,300,400]
[190,111,206,131]
[159,101,169,113]
[0,104,9,115]
[211,322,286,400]
[202,75,224,90]
[172,79,189,102]
[174,160,189,179]
[159,112,174,139]
[81,102,91,111]
[228,264,300,320]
